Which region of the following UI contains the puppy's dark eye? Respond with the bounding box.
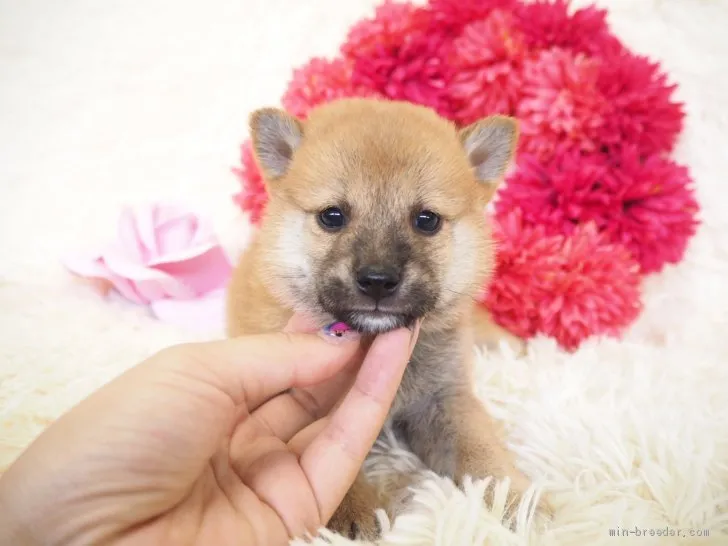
[413,210,441,234]
[318,206,347,231]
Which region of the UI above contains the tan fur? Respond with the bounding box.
[326,473,383,540]
[227,98,546,540]
[472,305,526,355]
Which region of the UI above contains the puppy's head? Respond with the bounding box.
[250,99,517,334]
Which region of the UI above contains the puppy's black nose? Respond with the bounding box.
[356,265,401,301]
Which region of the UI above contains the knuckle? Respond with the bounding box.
[351,379,388,409]
[322,417,357,459]
[289,388,324,421]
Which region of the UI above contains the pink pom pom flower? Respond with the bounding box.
[446,9,527,123]
[516,47,606,160]
[281,57,382,119]
[495,147,700,274]
[483,209,643,350]
[232,140,267,225]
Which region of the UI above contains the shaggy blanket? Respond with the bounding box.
[1,0,727,545]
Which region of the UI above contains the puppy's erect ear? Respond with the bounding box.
[458,115,519,186]
[249,108,303,180]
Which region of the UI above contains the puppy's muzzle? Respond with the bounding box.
[355,264,401,302]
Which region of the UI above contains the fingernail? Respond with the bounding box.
[319,321,361,344]
[409,320,421,352]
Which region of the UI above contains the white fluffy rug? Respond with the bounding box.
[1,0,728,544]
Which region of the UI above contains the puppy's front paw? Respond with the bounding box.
[327,477,382,541]
[492,472,553,527]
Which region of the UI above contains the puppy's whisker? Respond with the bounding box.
[443,288,478,303]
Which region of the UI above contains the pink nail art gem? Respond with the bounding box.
[324,321,351,338]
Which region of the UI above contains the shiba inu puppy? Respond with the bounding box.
[227,98,542,539]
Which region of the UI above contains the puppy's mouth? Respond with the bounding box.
[335,309,417,334]
[316,280,433,334]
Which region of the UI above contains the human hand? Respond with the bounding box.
[0,315,419,546]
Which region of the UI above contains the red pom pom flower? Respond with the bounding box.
[514,0,621,56]
[483,210,643,350]
[341,2,454,117]
[597,47,685,156]
[427,0,518,29]
[607,148,699,274]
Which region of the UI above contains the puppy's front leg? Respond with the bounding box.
[326,472,381,540]
[450,391,538,517]
[395,390,537,521]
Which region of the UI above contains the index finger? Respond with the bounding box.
[299,322,419,522]
[164,329,362,412]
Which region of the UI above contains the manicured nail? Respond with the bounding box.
[409,320,421,352]
[319,321,360,344]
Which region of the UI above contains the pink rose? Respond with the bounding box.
[63,203,233,332]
